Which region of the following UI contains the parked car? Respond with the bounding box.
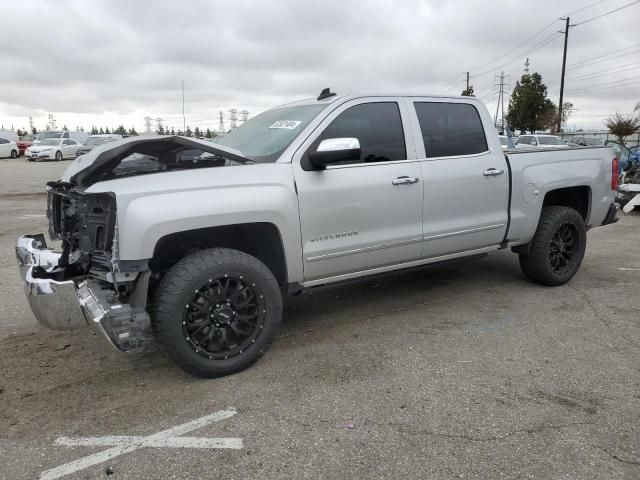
[0,129,19,143]
[574,136,605,146]
[25,138,82,161]
[0,138,19,158]
[515,134,568,148]
[33,130,88,145]
[16,92,618,377]
[17,134,35,155]
[75,134,123,158]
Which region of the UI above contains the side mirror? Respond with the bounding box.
[308,138,361,170]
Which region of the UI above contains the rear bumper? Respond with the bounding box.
[16,235,152,352]
[601,203,619,225]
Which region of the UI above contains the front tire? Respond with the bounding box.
[518,206,587,286]
[55,151,63,161]
[151,248,283,378]
[10,149,17,159]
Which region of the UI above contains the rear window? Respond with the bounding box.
[414,102,488,158]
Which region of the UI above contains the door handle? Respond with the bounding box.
[392,176,419,185]
[483,168,505,177]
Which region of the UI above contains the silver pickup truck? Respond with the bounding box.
[16,90,619,377]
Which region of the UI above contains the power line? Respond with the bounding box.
[547,61,640,84]
[565,74,640,93]
[573,0,640,26]
[435,73,465,94]
[564,0,611,16]
[539,43,640,74]
[566,80,640,94]
[548,63,640,86]
[473,32,562,78]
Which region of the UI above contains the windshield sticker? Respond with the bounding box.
[269,120,301,130]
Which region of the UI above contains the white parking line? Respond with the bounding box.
[40,408,242,480]
[18,214,46,219]
[617,267,640,271]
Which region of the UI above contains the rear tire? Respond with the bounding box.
[151,248,283,378]
[519,206,586,286]
[55,151,63,161]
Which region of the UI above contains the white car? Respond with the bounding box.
[25,138,82,161]
[0,138,20,158]
[515,134,568,149]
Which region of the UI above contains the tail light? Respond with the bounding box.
[611,157,619,191]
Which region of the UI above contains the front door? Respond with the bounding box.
[408,99,509,257]
[293,99,423,282]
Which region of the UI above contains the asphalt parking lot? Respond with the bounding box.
[1,157,639,480]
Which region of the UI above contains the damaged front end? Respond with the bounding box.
[16,182,152,353]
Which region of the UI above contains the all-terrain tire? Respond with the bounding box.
[519,206,586,286]
[151,248,283,378]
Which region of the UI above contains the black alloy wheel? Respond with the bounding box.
[183,275,266,360]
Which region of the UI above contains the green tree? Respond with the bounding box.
[90,126,98,134]
[506,72,555,133]
[170,127,176,136]
[99,127,104,134]
[114,125,127,135]
[31,127,38,135]
[185,126,193,137]
[205,128,213,138]
[605,113,640,146]
[461,86,474,96]
[104,127,111,134]
[128,127,138,136]
[194,127,201,138]
[157,125,165,135]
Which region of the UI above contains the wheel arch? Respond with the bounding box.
[150,222,289,291]
[512,186,591,256]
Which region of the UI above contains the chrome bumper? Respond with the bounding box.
[16,235,88,330]
[16,235,152,353]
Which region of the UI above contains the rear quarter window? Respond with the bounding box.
[414,102,488,158]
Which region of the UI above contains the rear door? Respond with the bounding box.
[292,98,423,282]
[408,99,509,258]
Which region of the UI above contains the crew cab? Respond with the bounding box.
[16,91,619,377]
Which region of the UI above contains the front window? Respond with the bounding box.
[214,104,327,163]
[85,136,119,146]
[37,132,62,140]
[307,102,407,164]
[39,139,60,146]
[537,136,564,145]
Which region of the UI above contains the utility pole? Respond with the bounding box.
[240,110,249,124]
[181,80,186,132]
[144,116,152,133]
[155,117,164,133]
[28,116,34,132]
[558,16,571,132]
[466,72,470,91]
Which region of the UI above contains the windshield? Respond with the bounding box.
[499,137,508,145]
[214,104,327,162]
[37,132,62,140]
[39,139,60,146]
[85,136,118,146]
[583,138,603,145]
[538,136,564,145]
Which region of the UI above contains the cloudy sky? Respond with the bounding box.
[0,0,638,133]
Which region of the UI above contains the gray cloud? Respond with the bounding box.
[0,0,638,131]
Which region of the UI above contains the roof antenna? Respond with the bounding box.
[317,88,336,101]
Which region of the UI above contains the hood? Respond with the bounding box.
[28,145,56,152]
[61,135,249,186]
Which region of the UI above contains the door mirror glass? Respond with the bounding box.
[308,138,361,169]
